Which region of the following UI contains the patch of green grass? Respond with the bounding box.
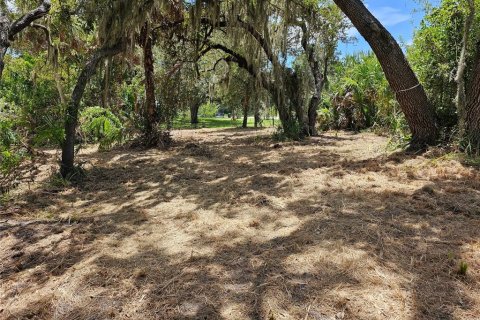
[458,261,468,276]
[463,154,480,167]
[172,117,275,130]
[425,150,480,168]
[0,192,12,205]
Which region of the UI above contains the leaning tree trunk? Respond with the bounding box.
[140,23,157,138]
[465,42,480,153]
[333,0,438,148]
[61,43,123,178]
[455,0,475,136]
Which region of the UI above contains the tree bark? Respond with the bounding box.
[455,0,475,135]
[333,0,438,148]
[299,22,325,136]
[61,42,123,178]
[465,41,480,152]
[140,23,157,137]
[242,95,249,128]
[288,72,308,137]
[254,110,261,128]
[190,103,200,124]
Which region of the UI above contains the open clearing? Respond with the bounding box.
[1,128,479,320]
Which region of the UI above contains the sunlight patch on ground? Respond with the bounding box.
[1,129,479,319]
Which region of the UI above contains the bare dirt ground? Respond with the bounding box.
[1,128,479,320]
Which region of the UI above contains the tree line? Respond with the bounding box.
[0,0,479,184]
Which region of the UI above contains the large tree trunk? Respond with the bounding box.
[140,23,157,138]
[190,103,200,125]
[289,73,308,137]
[308,95,319,135]
[455,0,475,135]
[307,57,327,136]
[270,82,296,136]
[61,43,123,178]
[465,42,480,153]
[333,0,438,148]
[140,22,157,139]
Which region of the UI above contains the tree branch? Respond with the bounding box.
[200,16,279,67]
[235,16,277,66]
[9,0,51,39]
[199,41,273,92]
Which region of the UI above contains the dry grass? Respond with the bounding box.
[1,128,479,320]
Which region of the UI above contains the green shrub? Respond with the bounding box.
[79,106,124,150]
[0,54,61,147]
[199,102,219,118]
[317,106,334,131]
[32,113,65,147]
[458,261,468,276]
[0,108,30,192]
[273,119,301,141]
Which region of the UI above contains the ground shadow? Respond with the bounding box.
[1,130,479,319]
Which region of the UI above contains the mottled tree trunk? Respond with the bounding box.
[465,42,480,152]
[289,73,308,137]
[307,57,326,136]
[307,96,319,135]
[300,22,325,136]
[61,43,123,178]
[140,23,157,137]
[271,83,295,135]
[333,0,438,148]
[455,0,475,135]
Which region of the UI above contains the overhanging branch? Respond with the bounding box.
[199,41,273,92]
[9,0,51,39]
[200,16,279,67]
